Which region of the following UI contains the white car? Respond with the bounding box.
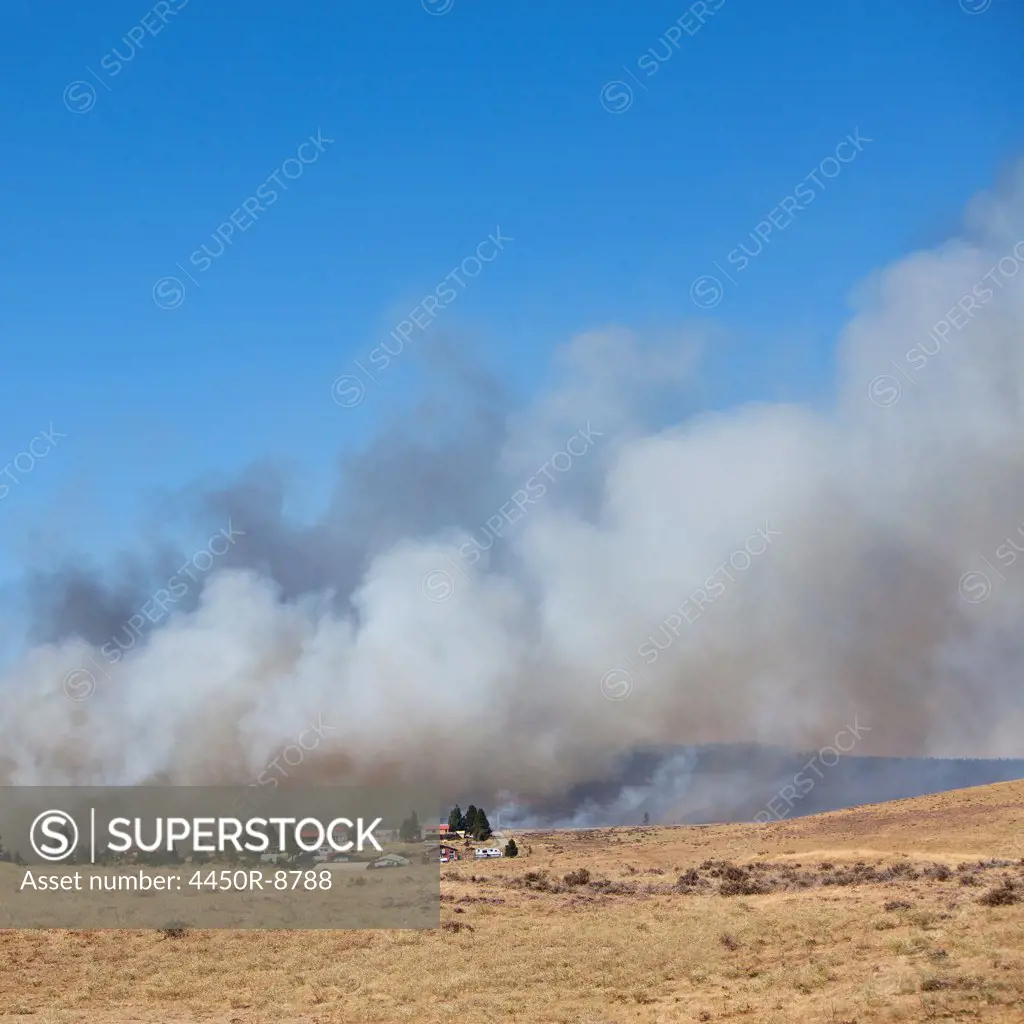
[368,854,412,869]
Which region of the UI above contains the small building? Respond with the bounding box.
[298,822,350,859]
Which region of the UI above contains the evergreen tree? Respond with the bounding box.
[504,838,518,858]
[464,805,479,837]
[399,811,421,843]
[473,808,493,841]
[447,805,465,832]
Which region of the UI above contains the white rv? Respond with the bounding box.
[474,847,503,859]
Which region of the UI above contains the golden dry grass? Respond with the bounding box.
[2,779,1023,1023]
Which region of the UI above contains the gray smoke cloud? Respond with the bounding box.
[2,167,1024,806]
[19,351,514,645]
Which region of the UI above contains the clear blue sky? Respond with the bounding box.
[0,0,1020,577]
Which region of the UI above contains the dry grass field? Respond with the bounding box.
[1,780,1022,1024]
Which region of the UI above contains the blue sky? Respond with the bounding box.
[0,0,1021,579]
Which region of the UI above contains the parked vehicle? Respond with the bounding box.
[474,847,503,859]
[367,854,412,869]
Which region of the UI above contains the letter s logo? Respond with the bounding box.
[30,810,78,861]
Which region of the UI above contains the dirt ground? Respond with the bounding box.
[1,779,1022,1023]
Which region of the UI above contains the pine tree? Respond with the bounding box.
[473,808,493,841]
[464,805,478,837]
[447,805,465,832]
[504,838,518,858]
[399,811,421,843]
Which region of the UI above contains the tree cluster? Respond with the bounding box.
[0,837,25,865]
[446,804,493,841]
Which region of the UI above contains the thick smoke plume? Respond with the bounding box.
[2,167,1024,808]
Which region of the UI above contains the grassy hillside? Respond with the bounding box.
[1,780,1022,1023]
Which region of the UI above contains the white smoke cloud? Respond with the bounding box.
[3,166,1024,798]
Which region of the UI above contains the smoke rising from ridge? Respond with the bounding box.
[2,168,1024,805]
